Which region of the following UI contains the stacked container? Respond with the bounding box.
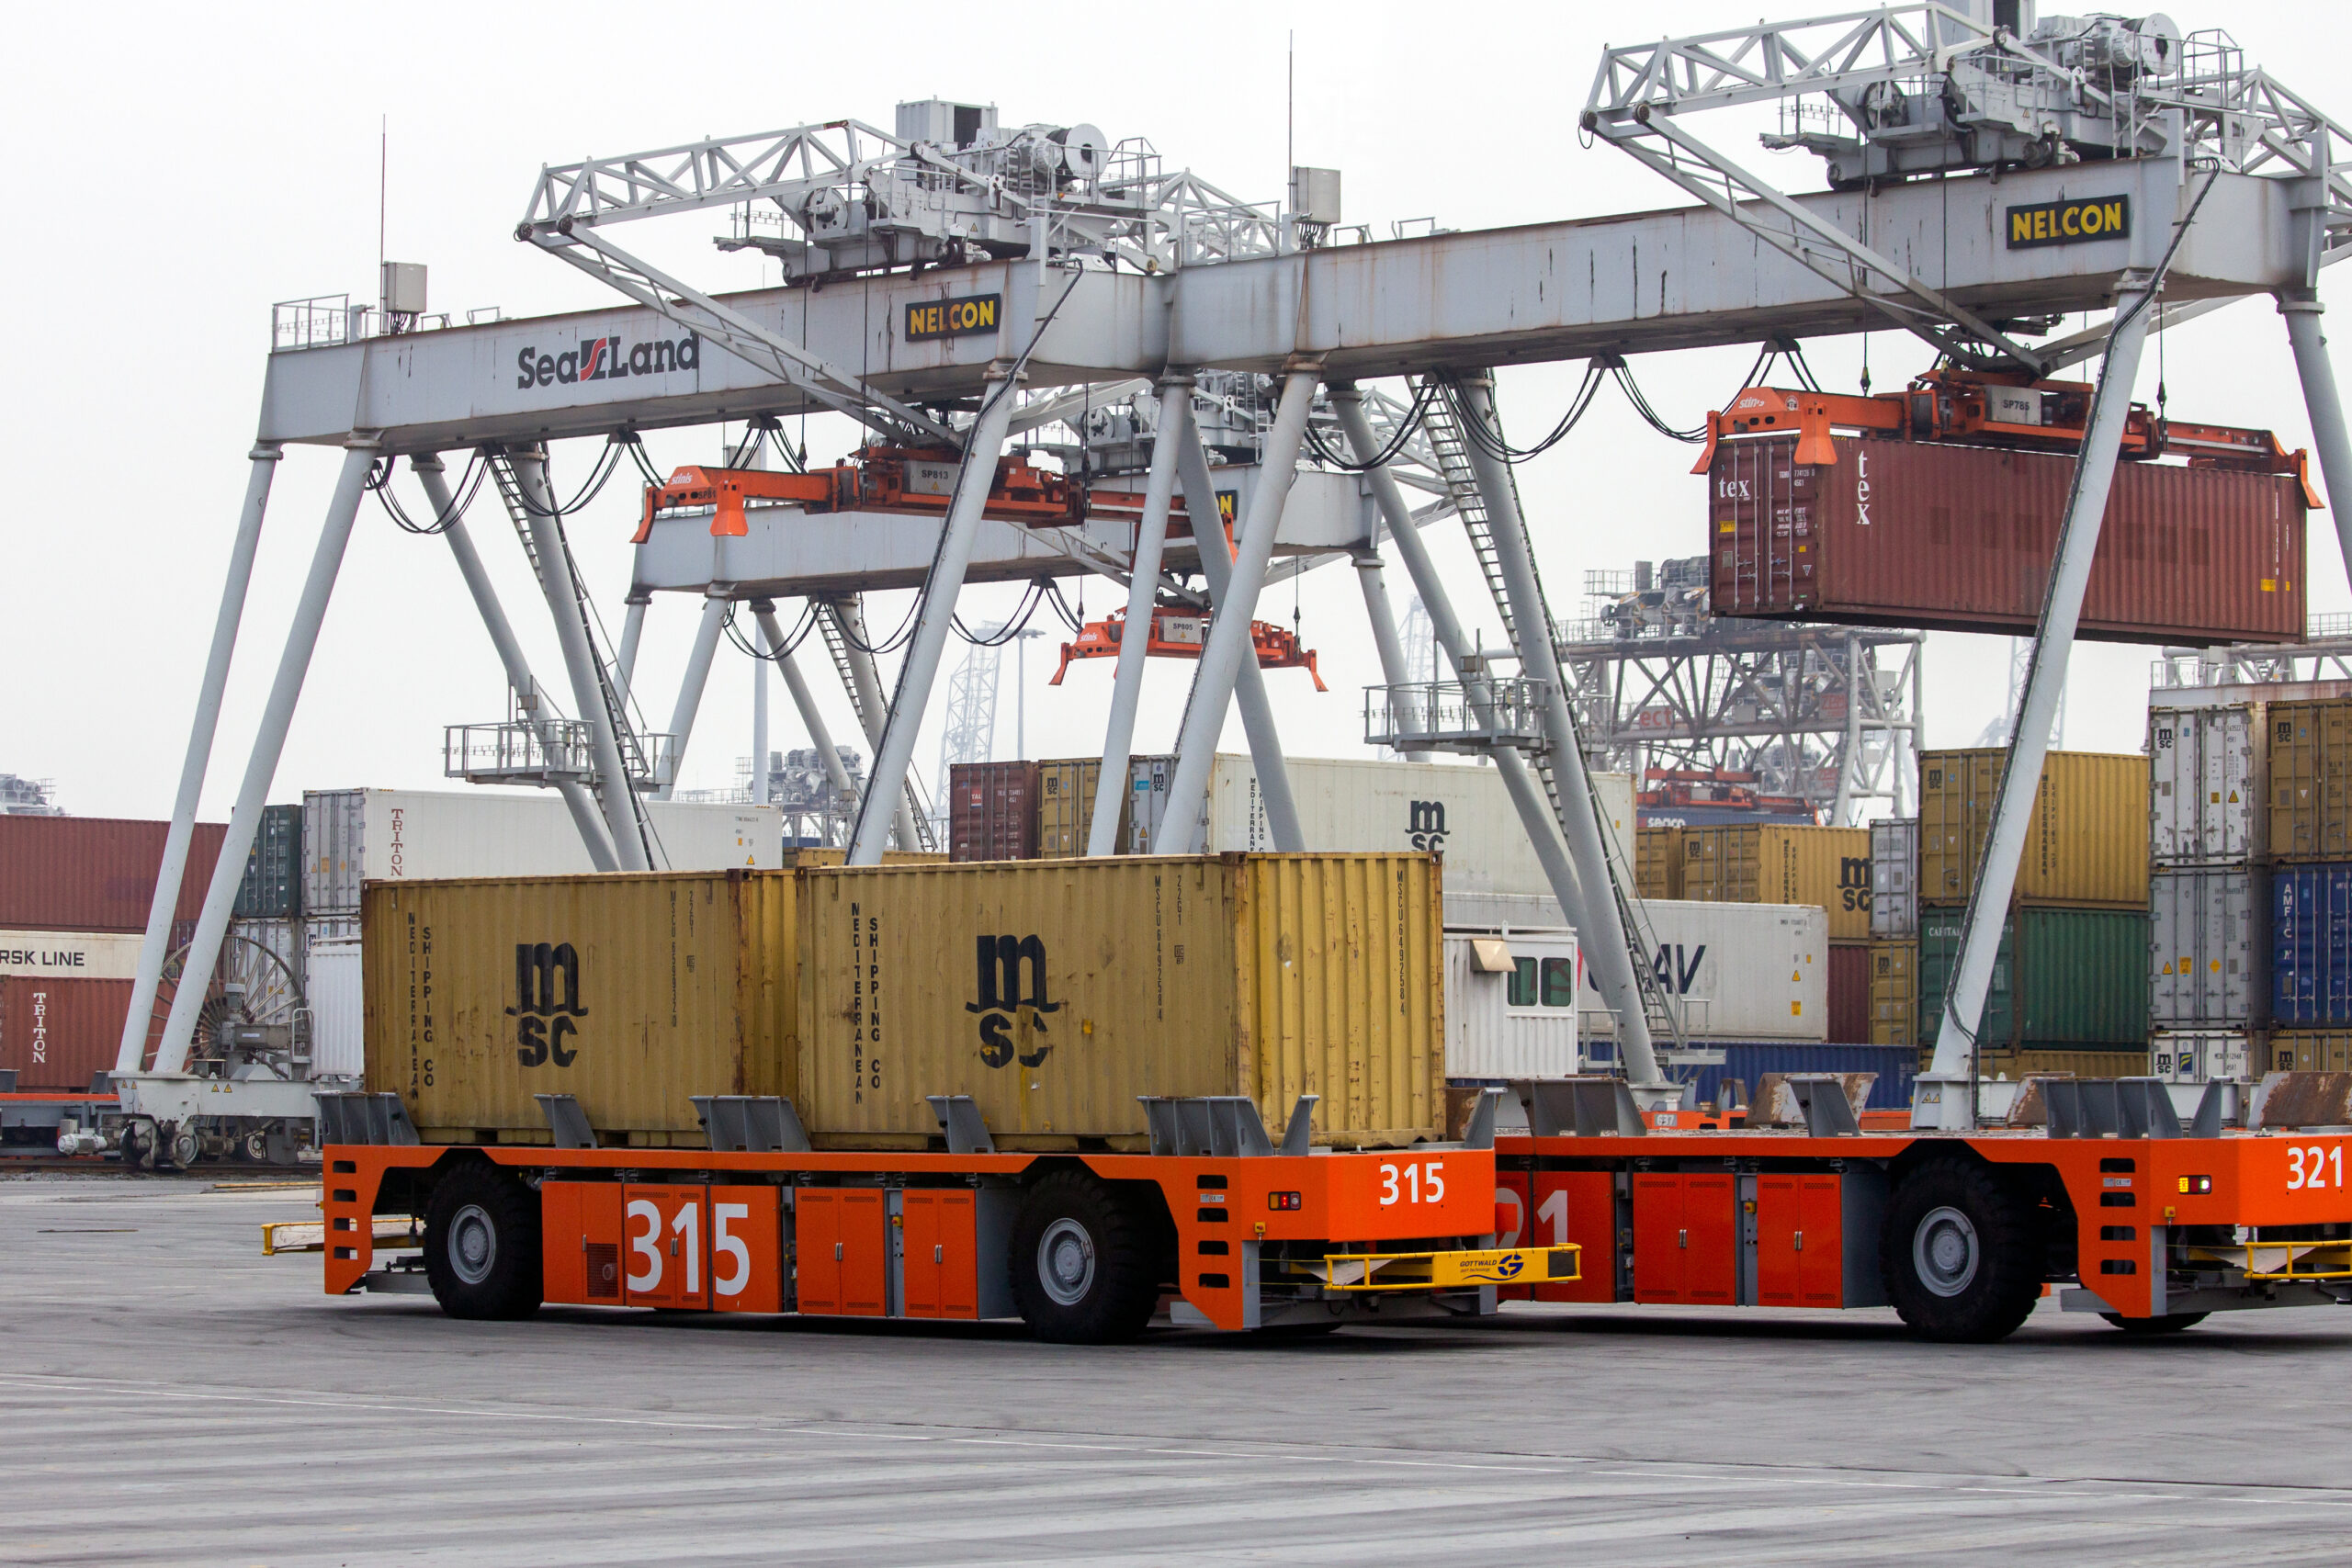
[2261,697,2352,1076]
[1674,823,1871,1040]
[1868,818,1918,1047]
[1034,759,1118,859]
[1913,750,2151,1076]
[2145,698,2267,1083]
[948,761,1041,862]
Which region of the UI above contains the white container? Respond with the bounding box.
[2151,1030,2252,1084]
[1171,756,1634,897]
[302,789,781,912]
[305,934,364,1080]
[1444,891,1830,1043]
[1442,927,1580,1079]
[2148,704,2260,866]
[2149,867,2267,1027]
[0,930,144,981]
[1870,818,1918,939]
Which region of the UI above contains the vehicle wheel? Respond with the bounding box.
[1881,1158,2044,1343]
[424,1163,543,1321]
[119,1122,152,1167]
[2099,1312,2209,1335]
[242,1130,270,1163]
[1011,1170,1160,1345]
[165,1123,201,1170]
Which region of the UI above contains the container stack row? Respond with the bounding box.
[1868,750,2153,1079]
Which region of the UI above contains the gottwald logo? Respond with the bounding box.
[516,333,700,389]
[1460,1253,1529,1284]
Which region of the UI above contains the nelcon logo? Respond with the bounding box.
[905,293,1001,343]
[2005,196,2130,249]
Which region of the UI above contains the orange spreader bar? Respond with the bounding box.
[1050,607,1326,691]
[634,446,1084,542]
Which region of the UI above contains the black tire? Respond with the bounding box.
[2099,1312,2209,1335]
[1011,1170,1160,1345]
[1881,1158,2044,1344]
[424,1162,543,1321]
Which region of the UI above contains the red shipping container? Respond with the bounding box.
[1708,434,2306,646]
[0,817,229,933]
[0,976,132,1093]
[1827,942,1871,1045]
[948,761,1040,862]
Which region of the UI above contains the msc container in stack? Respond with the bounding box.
[1676,822,1871,1039]
[1034,759,1122,859]
[1867,818,1918,1047]
[1914,750,2150,1074]
[2147,697,2267,1081]
[2261,698,2352,1077]
[0,814,229,1092]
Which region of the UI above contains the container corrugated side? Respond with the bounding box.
[0,816,229,933]
[1920,907,2149,1048]
[2150,867,2266,1028]
[1709,433,2306,645]
[796,855,1442,1150]
[2151,1030,2253,1083]
[1442,929,1578,1080]
[305,932,364,1080]
[1678,824,1872,941]
[2271,863,2352,1026]
[1868,940,1916,1047]
[0,975,130,1093]
[1917,750,2149,908]
[1828,942,1870,1043]
[2271,1032,2352,1072]
[2149,705,2260,866]
[1979,1047,2153,1079]
[1870,818,1917,938]
[233,804,302,919]
[1035,759,1119,859]
[948,761,1039,862]
[2265,701,2352,863]
[364,871,795,1143]
[1684,1043,1917,1111]
[1635,829,1682,899]
[1577,899,1829,1043]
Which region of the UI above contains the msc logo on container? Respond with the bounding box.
[508,942,588,1067]
[1408,800,1448,852]
[966,934,1059,1069]
[1838,855,1872,914]
[2005,196,2130,249]
[515,333,701,389]
[905,293,1001,343]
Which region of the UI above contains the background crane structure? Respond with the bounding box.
[114,2,2352,1149]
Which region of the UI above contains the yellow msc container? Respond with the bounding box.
[1868,940,1916,1048]
[2267,700,2352,862]
[1977,1047,2153,1080]
[1035,758,1122,859]
[2270,1032,2352,1073]
[796,853,1443,1152]
[781,848,947,868]
[1634,827,1683,899]
[1679,825,1873,941]
[363,870,796,1145]
[1917,750,2148,908]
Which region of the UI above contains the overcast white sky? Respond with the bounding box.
[6,1,2350,823]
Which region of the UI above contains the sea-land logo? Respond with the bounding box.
[1408,799,1448,852]
[508,942,587,1066]
[966,934,1060,1069]
[515,333,700,389]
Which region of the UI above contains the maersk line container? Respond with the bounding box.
[1917,750,2149,908]
[362,871,797,1144]
[2271,864,2352,1026]
[2148,704,2261,866]
[1870,818,1917,939]
[1677,823,1873,941]
[797,853,1443,1151]
[2149,867,2266,1028]
[1918,907,2150,1049]
[2266,700,2352,863]
[1442,927,1578,1080]
[305,789,780,914]
[1139,755,1636,896]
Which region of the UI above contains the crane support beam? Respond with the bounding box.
[1089,378,1190,856]
[656,591,732,800]
[257,162,2299,452]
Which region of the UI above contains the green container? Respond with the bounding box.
[1918,907,2148,1049]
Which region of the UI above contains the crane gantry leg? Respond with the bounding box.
[118,443,283,1075]
[510,449,650,872]
[615,583,650,712]
[152,440,379,1075]
[751,601,859,833]
[827,596,922,852]
[1170,400,1306,852]
[1352,548,1423,764]
[2281,296,2352,581]
[1450,373,1668,1097]
[414,454,616,873]
[1088,377,1190,856]
[656,590,731,801]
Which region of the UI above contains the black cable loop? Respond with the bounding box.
[499,441,627,518]
[950,578,1052,646]
[368,448,491,535]
[1299,378,1441,470]
[1443,364,1608,464]
[833,593,922,657]
[723,599,822,661]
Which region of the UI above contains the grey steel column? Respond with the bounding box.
[1354,550,1425,763]
[1173,412,1306,851]
[1161,369,1319,852]
[752,616,771,806]
[616,584,650,712]
[1452,373,1665,1094]
[1831,635,1862,825]
[656,591,730,800]
[1089,378,1190,856]
[118,444,282,1074]
[751,602,858,808]
[829,596,922,852]
[2281,299,2352,581]
[1329,386,1588,926]
[153,441,376,1075]
[414,455,617,873]
[1918,276,2156,1130]
[511,450,650,871]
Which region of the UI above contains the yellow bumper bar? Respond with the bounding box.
[1313,1244,1579,1292]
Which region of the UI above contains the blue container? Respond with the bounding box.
[2272,864,2352,1026]
[1681,1043,1918,1111]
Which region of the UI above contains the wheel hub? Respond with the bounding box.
[1037,1217,1096,1306]
[448,1202,498,1286]
[1914,1204,1980,1297]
